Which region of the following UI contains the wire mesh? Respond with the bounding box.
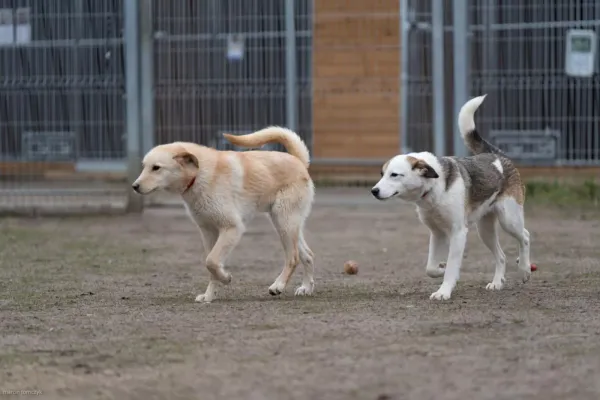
[152,0,312,152]
[470,0,600,165]
[404,0,600,165]
[1,1,598,215]
[0,0,127,214]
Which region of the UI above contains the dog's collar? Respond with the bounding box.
[183,176,196,194]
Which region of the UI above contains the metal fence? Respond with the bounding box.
[404,0,600,165]
[0,0,126,214]
[0,0,598,214]
[152,0,312,153]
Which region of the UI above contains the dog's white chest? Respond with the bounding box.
[417,206,453,232]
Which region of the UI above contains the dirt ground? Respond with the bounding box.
[1,188,600,400]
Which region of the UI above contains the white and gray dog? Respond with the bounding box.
[371,95,531,300]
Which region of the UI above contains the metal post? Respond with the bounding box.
[432,0,445,156]
[73,0,83,162]
[124,0,143,212]
[284,0,298,132]
[399,0,410,153]
[482,0,496,74]
[139,0,154,155]
[452,0,470,157]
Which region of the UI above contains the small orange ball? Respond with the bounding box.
[344,260,359,275]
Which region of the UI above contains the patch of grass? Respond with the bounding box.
[525,179,600,207]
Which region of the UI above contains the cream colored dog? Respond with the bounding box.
[131,127,315,303]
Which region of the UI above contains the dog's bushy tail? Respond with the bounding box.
[222,126,310,168]
[458,95,504,156]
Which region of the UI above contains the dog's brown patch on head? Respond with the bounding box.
[406,156,439,179]
[405,156,419,168]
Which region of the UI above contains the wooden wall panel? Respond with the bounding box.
[312,0,400,160]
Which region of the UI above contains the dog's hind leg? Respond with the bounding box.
[268,206,302,296]
[515,229,530,267]
[294,229,315,296]
[477,212,506,290]
[195,226,220,303]
[425,230,449,278]
[496,197,531,283]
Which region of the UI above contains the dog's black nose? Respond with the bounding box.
[132,183,140,192]
[371,187,380,197]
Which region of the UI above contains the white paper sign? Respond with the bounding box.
[227,34,245,61]
[0,9,14,45]
[15,7,31,44]
[0,8,31,45]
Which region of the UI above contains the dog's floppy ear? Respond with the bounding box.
[414,160,439,178]
[173,152,199,169]
[407,156,439,179]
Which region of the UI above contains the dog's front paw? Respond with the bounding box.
[294,283,314,296]
[430,291,451,301]
[268,280,286,296]
[430,283,453,301]
[426,262,446,278]
[195,293,214,303]
[516,258,532,282]
[485,278,505,291]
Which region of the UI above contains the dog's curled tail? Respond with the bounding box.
[222,126,310,168]
[458,94,504,156]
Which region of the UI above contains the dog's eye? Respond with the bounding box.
[390,173,398,177]
[152,165,161,171]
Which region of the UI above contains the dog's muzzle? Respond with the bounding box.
[132,183,141,193]
[371,187,399,200]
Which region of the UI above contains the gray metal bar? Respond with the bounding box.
[0,189,123,196]
[284,0,298,132]
[311,157,600,167]
[0,38,123,48]
[399,0,410,153]
[73,0,84,158]
[154,30,312,42]
[452,0,469,157]
[124,0,143,213]
[311,158,388,166]
[476,19,600,31]
[140,0,154,155]
[307,0,315,153]
[412,19,600,33]
[431,0,445,156]
[481,0,498,76]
